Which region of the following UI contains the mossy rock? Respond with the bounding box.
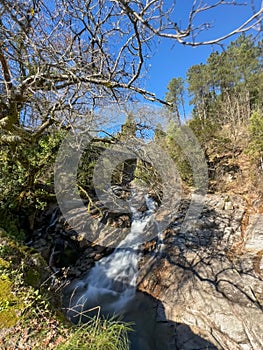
[0,228,50,287]
[0,276,13,300]
[0,257,11,269]
[0,276,21,328]
[25,252,50,287]
[0,308,18,328]
[24,267,42,288]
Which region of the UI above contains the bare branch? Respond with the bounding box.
[0,43,12,96]
[0,0,262,140]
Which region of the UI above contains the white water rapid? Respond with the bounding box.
[72,194,157,317]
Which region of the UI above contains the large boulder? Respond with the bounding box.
[138,194,263,350]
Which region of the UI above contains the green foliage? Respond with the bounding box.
[161,34,263,191]
[0,229,47,288]
[134,159,163,200]
[0,239,62,344]
[0,130,65,212]
[24,266,42,288]
[227,34,260,84]
[77,146,100,193]
[155,120,193,185]
[0,228,131,349]
[119,115,137,140]
[57,317,131,350]
[0,209,26,241]
[165,77,185,124]
[187,63,210,102]
[187,63,213,120]
[0,274,21,328]
[187,116,220,146]
[186,34,263,124]
[247,110,263,161]
[0,130,66,240]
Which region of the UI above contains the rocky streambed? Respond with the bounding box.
[29,191,263,350]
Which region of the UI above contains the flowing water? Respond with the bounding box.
[69,195,157,317]
[63,194,172,349]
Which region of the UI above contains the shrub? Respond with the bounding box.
[57,317,131,350]
[0,228,131,350]
[247,110,263,162]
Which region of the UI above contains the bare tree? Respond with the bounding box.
[0,0,262,141]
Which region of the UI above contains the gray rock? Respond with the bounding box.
[139,194,263,350]
[224,201,234,210]
[245,214,263,251]
[33,192,263,349]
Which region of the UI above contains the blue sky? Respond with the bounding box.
[145,0,263,116]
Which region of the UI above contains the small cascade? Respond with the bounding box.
[145,196,165,254]
[68,194,158,318]
[46,206,60,233]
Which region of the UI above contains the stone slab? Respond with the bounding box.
[245,214,263,251]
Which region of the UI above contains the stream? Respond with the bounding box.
[62,194,171,349]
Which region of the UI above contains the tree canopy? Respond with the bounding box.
[0,0,262,142]
[0,0,262,233]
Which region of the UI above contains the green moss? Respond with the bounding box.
[0,276,15,298]
[0,308,18,328]
[24,267,42,288]
[0,212,25,241]
[0,223,131,349]
[0,276,20,328]
[0,229,49,288]
[0,257,11,269]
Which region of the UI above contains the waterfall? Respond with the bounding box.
[69,194,157,319]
